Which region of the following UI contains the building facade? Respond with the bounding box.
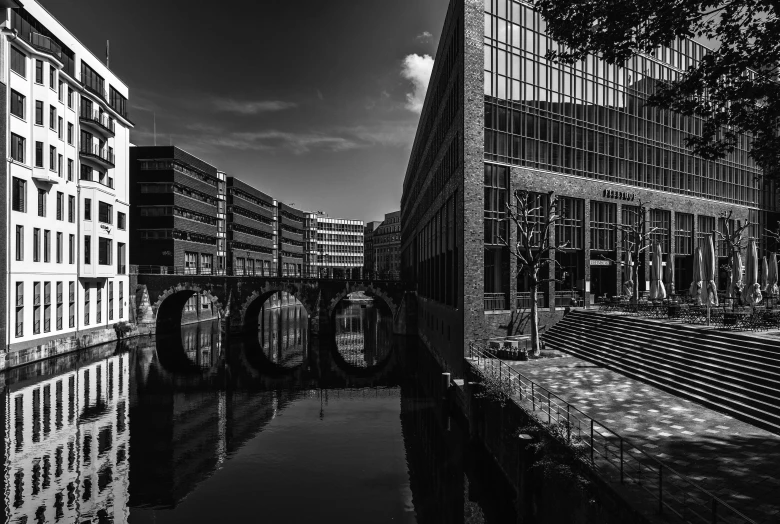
[277,203,306,277]
[310,215,365,279]
[3,1,132,365]
[373,211,401,279]
[225,177,276,276]
[400,0,762,373]
[363,220,382,276]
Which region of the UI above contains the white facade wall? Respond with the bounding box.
[3,1,131,352]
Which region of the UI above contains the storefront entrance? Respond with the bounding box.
[590,261,617,298]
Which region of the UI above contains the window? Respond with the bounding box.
[67,123,73,144]
[15,226,24,261]
[56,192,63,220]
[675,213,694,256]
[67,159,74,181]
[556,197,585,250]
[109,282,113,321]
[118,212,126,230]
[96,285,102,324]
[98,202,113,224]
[49,64,55,89]
[119,282,124,319]
[57,282,63,329]
[10,90,25,119]
[590,201,617,251]
[68,87,73,108]
[84,198,91,220]
[11,134,25,163]
[35,59,43,83]
[650,209,671,254]
[16,282,23,337]
[201,254,213,274]
[35,142,43,167]
[12,178,26,212]
[58,155,63,176]
[84,285,90,325]
[84,236,91,265]
[50,146,56,171]
[69,234,75,264]
[11,46,26,77]
[50,105,56,130]
[34,282,41,333]
[56,233,63,263]
[117,243,126,274]
[44,230,51,262]
[184,252,198,274]
[69,282,75,328]
[98,238,112,265]
[81,164,92,182]
[35,101,43,125]
[38,189,46,217]
[58,117,63,139]
[33,228,40,262]
[59,80,64,102]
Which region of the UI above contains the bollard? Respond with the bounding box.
[517,433,535,522]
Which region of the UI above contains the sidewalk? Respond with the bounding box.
[507,356,780,523]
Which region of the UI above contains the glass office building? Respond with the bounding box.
[400,0,763,373]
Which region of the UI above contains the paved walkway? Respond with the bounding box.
[506,356,780,524]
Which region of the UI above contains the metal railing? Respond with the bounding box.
[554,290,582,307]
[29,32,61,58]
[467,343,756,524]
[516,291,549,309]
[484,292,507,311]
[78,141,115,166]
[80,109,115,134]
[130,264,402,281]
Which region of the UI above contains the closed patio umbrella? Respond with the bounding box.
[730,251,743,306]
[701,233,719,310]
[742,238,762,306]
[761,256,769,293]
[768,253,779,297]
[690,247,703,305]
[664,253,675,297]
[650,242,666,300]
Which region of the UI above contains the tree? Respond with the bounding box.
[714,210,751,304]
[504,190,568,356]
[534,0,780,180]
[616,201,659,306]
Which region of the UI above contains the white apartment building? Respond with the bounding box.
[2,1,131,364]
[309,214,365,278]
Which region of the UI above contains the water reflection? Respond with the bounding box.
[3,350,130,523]
[258,295,308,369]
[2,312,515,523]
[334,302,393,368]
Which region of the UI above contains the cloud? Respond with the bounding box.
[400,54,434,114]
[416,31,433,42]
[213,98,298,115]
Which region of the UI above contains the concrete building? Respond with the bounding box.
[363,221,382,276]
[277,202,306,277]
[373,211,401,279]
[400,0,762,373]
[2,1,132,368]
[310,215,365,279]
[225,177,275,276]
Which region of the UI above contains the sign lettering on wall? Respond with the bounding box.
[589,259,611,266]
[602,189,636,202]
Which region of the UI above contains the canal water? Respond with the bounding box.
[1,297,516,523]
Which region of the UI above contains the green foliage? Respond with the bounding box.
[474,361,516,406]
[114,321,133,338]
[535,0,780,179]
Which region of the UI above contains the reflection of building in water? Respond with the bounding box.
[334,304,393,367]
[181,320,222,369]
[258,299,308,368]
[3,355,130,523]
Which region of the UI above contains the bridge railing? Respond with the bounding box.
[130,265,402,281]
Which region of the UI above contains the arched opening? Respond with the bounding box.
[331,291,395,372]
[155,288,219,331]
[244,290,310,370]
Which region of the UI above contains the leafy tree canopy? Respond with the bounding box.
[534,0,780,180]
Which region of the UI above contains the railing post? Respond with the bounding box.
[658,464,663,514]
[590,418,594,464]
[547,391,551,423]
[712,498,717,524]
[532,382,535,411]
[620,437,624,483]
[566,404,571,443]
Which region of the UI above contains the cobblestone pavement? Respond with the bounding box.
[507,356,780,524]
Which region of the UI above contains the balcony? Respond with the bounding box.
[516,291,549,309]
[31,169,60,185]
[79,142,115,169]
[80,168,114,189]
[81,80,108,102]
[79,109,115,138]
[28,32,61,60]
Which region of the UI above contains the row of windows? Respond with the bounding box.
[414,192,458,307]
[228,222,273,240]
[139,182,218,206]
[281,223,304,236]
[228,205,273,225]
[228,186,273,209]
[230,240,273,255]
[139,160,218,188]
[280,209,305,223]
[139,205,217,226]
[315,222,363,233]
[15,281,76,336]
[137,229,217,246]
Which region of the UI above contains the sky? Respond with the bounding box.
[40,0,449,223]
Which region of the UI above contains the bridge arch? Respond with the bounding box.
[326,283,399,322]
[153,283,223,329]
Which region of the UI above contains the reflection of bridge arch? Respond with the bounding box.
[326,283,398,322]
[153,283,222,330]
[239,286,313,334]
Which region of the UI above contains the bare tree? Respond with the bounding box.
[714,210,751,303]
[503,190,567,356]
[616,200,659,306]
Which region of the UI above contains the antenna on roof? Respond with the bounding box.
[153,112,157,146]
[106,40,110,68]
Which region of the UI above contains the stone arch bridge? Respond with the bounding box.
[131,274,415,336]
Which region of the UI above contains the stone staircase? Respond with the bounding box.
[542,310,780,435]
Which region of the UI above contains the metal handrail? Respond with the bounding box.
[467,342,756,524]
[78,141,115,165]
[79,109,115,133]
[129,264,403,281]
[29,32,61,58]
[484,292,507,311]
